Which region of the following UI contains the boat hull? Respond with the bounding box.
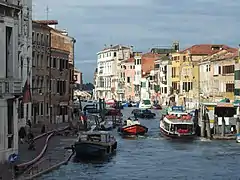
[120,124,148,135]
[74,142,117,159]
[160,127,196,140]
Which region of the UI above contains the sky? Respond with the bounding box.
[33,0,240,83]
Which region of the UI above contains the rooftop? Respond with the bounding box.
[34,20,58,25]
[180,44,232,55]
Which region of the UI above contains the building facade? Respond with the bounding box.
[123,57,135,100]
[50,27,70,123]
[35,20,76,123]
[74,68,83,89]
[158,57,172,104]
[31,21,51,124]
[0,1,22,162]
[235,49,240,99]
[199,49,237,102]
[171,44,233,107]
[18,0,32,129]
[95,45,132,101]
[133,52,142,101]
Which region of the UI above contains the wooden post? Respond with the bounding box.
[205,111,211,139]
[221,115,226,137]
[214,115,218,135]
[200,106,206,137]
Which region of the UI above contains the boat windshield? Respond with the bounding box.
[171,124,193,133]
[143,100,151,105]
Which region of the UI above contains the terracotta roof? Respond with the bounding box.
[202,48,238,62]
[180,44,232,55]
[34,20,58,25]
[127,57,135,63]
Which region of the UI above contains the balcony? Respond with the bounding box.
[0,79,22,97]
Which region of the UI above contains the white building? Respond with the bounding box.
[159,58,172,104]
[0,1,23,162]
[18,0,32,128]
[133,52,142,101]
[95,45,132,101]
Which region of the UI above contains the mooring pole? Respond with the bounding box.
[221,115,226,137]
[200,106,206,137]
[205,111,212,139]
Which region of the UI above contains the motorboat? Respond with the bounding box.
[131,109,156,119]
[118,118,148,136]
[236,133,240,143]
[160,111,196,140]
[152,104,162,110]
[139,99,152,109]
[74,131,117,159]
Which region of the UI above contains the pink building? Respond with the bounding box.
[74,68,83,87]
[123,57,135,100]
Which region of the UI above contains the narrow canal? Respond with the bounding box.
[40,108,240,180]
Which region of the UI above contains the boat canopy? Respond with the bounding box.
[163,117,194,125]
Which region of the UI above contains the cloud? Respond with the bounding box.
[34,0,240,82]
[75,60,96,64]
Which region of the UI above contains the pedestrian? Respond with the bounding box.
[27,119,32,128]
[18,127,26,144]
[41,124,46,134]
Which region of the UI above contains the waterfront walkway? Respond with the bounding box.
[0,123,70,180]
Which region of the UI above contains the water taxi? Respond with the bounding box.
[160,106,196,140]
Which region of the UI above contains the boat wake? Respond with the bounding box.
[198,137,212,142]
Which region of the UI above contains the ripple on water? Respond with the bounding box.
[40,109,240,180]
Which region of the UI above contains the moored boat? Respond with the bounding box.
[118,118,148,136]
[236,133,240,143]
[74,131,117,159]
[160,111,196,140]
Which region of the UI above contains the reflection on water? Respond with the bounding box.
[39,109,240,180]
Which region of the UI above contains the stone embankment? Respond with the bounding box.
[16,125,76,180]
[0,123,76,180]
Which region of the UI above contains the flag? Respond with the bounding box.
[22,71,32,103]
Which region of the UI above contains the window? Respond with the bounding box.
[32,32,35,42]
[172,82,178,90]
[40,102,43,115]
[141,82,146,88]
[234,89,240,96]
[206,65,211,72]
[53,58,56,68]
[226,83,234,92]
[154,64,160,69]
[223,65,234,74]
[183,82,193,92]
[235,70,240,80]
[113,52,117,57]
[41,33,44,45]
[36,33,39,44]
[172,67,177,77]
[183,56,186,61]
[46,34,49,45]
[127,77,130,83]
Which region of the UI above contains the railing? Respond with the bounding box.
[0,79,22,95]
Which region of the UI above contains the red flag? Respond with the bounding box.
[22,71,32,103]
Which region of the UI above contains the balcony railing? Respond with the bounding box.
[0,79,22,96]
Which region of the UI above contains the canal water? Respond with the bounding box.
[41,108,240,180]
